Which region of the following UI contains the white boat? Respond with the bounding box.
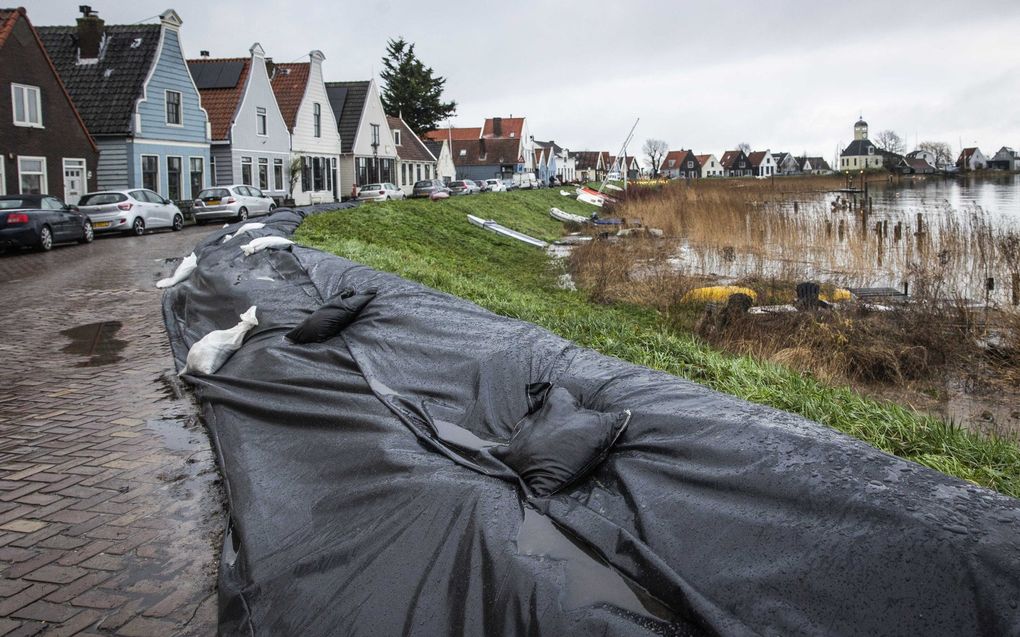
[549,207,590,224]
[559,190,572,196]
[605,183,624,192]
[466,215,548,248]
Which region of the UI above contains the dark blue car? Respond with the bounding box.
[0,194,93,252]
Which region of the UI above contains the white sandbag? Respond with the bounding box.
[156,252,198,289]
[222,222,266,243]
[241,236,294,256]
[181,306,258,376]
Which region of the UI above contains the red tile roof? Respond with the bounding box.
[387,115,435,162]
[187,57,249,141]
[423,127,480,142]
[747,151,768,167]
[270,62,310,131]
[695,154,713,165]
[720,150,745,169]
[662,150,696,168]
[482,117,524,139]
[1,7,96,152]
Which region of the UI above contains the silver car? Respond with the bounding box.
[77,189,184,236]
[193,185,276,222]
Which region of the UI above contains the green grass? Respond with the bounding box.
[296,190,1020,498]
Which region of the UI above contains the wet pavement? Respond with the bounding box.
[0,226,223,635]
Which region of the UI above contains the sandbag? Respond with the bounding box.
[286,290,376,344]
[181,306,258,376]
[241,236,294,256]
[156,252,197,289]
[223,222,267,243]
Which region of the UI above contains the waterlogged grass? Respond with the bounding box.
[296,190,1020,498]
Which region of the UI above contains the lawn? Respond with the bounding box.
[295,189,1020,498]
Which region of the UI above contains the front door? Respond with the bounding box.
[63,159,85,205]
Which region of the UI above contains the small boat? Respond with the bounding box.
[605,183,623,192]
[466,215,548,248]
[575,186,617,208]
[559,190,572,197]
[549,207,590,224]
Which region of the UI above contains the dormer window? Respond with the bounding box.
[393,129,401,145]
[165,90,182,126]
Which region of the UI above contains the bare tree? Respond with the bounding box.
[874,130,905,155]
[643,139,668,177]
[918,141,954,167]
[737,142,751,154]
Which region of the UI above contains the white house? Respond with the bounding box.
[696,154,723,178]
[325,79,398,197]
[270,50,342,204]
[748,150,776,177]
[423,139,456,183]
[957,147,988,171]
[839,118,883,172]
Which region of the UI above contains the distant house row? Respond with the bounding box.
[658,148,830,180]
[1,6,442,205]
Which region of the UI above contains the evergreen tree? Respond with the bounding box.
[379,38,456,133]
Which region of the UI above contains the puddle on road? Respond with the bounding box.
[517,507,677,624]
[60,321,126,366]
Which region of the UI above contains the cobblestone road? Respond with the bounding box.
[0,225,223,636]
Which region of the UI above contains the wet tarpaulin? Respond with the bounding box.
[162,208,1020,637]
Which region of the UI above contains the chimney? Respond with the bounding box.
[76,6,104,60]
[200,50,210,58]
[492,117,502,137]
[265,57,275,79]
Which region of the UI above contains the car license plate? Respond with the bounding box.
[205,199,220,205]
[94,221,111,228]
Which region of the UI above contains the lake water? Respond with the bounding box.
[866,174,1020,224]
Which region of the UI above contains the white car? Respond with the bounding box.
[193,185,276,223]
[484,179,507,192]
[356,183,404,202]
[77,189,184,236]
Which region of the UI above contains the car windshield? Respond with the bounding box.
[0,198,36,210]
[198,189,230,199]
[362,184,382,191]
[414,181,433,188]
[78,193,127,206]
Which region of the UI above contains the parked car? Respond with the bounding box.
[448,180,476,196]
[193,185,276,222]
[356,183,404,202]
[502,179,518,191]
[75,189,183,236]
[411,180,449,199]
[0,194,94,251]
[484,179,507,192]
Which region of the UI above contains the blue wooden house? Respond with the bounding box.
[39,8,210,202]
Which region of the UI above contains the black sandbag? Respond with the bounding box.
[162,208,1020,637]
[286,289,376,343]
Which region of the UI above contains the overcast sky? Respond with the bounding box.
[25,1,1020,163]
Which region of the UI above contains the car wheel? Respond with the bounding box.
[131,217,145,236]
[39,225,53,251]
[172,214,183,231]
[80,220,94,244]
[237,207,248,221]
[269,204,277,212]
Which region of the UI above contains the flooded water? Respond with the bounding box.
[867,174,1020,223]
[60,320,127,366]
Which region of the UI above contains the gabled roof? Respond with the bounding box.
[747,151,770,167]
[423,140,445,159]
[38,22,161,136]
[798,156,831,171]
[533,140,565,155]
[451,138,521,167]
[0,8,20,48]
[270,62,310,132]
[900,157,935,171]
[661,150,697,168]
[482,117,524,139]
[187,57,250,141]
[572,151,604,170]
[959,147,979,159]
[324,80,368,154]
[720,150,747,169]
[387,115,435,162]
[841,139,877,157]
[423,127,481,142]
[695,154,715,165]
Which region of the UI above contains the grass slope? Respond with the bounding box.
[296,190,1020,498]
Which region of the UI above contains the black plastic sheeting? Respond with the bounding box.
[162,208,1020,637]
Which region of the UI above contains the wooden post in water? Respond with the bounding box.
[1012,273,1019,306]
[894,222,902,242]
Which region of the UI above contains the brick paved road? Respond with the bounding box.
[0,226,224,635]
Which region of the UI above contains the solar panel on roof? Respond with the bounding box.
[189,60,244,89]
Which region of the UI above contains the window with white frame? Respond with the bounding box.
[141,155,159,192]
[393,129,401,145]
[167,156,182,200]
[18,156,47,194]
[256,107,267,136]
[165,90,182,125]
[258,158,269,190]
[313,103,321,138]
[273,158,283,191]
[190,157,204,196]
[11,84,42,128]
[371,124,380,146]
